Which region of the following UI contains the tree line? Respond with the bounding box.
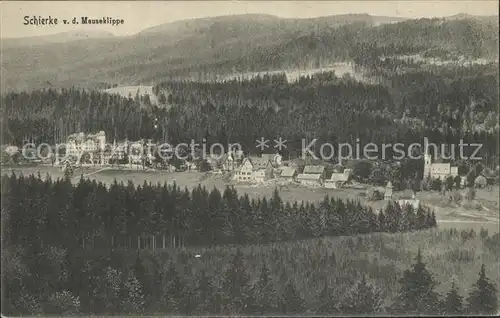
[2,173,437,251]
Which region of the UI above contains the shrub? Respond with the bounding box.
[45,290,80,315]
[367,189,384,201]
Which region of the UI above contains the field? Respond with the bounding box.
[104,85,158,105]
[2,165,498,232]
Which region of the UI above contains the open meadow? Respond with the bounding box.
[104,85,158,104]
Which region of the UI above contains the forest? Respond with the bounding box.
[2,66,498,168]
[2,173,437,250]
[1,173,498,316]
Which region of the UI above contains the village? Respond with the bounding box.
[3,130,498,214]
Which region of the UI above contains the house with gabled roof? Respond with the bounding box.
[325,169,351,189]
[278,166,297,181]
[247,156,271,169]
[396,190,420,210]
[220,152,236,171]
[297,165,326,186]
[297,173,322,186]
[303,165,326,176]
[233,157,274,183]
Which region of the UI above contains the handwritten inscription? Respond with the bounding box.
[23,16,124,26]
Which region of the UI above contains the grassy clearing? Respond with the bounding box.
[104,85,158,104]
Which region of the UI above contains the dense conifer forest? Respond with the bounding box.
[2,173,498,316]
[2,173,437,250]
[2,69,498,168]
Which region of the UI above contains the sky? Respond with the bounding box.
[1,0,499,39]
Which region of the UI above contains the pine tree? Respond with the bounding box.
[121,272,146,314]
[178,282,196,315]
[161,262,184,313]
[367,208,379,232]
[377,210,386,232]
[221,249,254,314]
[443,281,463,314]
[317,280,338,314]
[340,275,382,314]
[384,201,400,233]
[393,249,440,314]
[101,266,122,312]
[415,206,428,230]
[279,281,305,314]
[399,205,413,232]
[253,263,277,314]
[466,264,498,314]
[425,210,437,228]
[194,269,216,314]
[45,290,81,315]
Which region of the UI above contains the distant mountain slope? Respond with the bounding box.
[1,30,116,49]
[444,13,499,24]
[1,13,498,92]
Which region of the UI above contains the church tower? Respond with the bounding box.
[423,146,432,179]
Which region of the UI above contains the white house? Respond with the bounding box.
[110,140,128,161]
[474,175,487,188]
[254,159,274,183]
[253,169,267,183]
[233,157,274,183]
[297,173,322,186]
[233,158,254,182]
[278,166,297,181]
[325,169,351,189]
[221,152,236,171]
[397,190,420,210]
[303,165,326,177]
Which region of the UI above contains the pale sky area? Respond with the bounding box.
[1,0,499,39]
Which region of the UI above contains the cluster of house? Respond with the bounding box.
[423,149,497,188]
[207,151,353,188]
[9,130,495,192]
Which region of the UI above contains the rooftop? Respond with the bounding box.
[398,189,416,200]
[297,173,321,181]
[248,156,271,168]
[280,166,297,177]
[328,172,349,182]
[303,165,325,174]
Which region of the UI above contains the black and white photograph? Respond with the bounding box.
[1,0,499,316]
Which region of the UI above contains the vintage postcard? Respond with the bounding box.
[1,0,499,316]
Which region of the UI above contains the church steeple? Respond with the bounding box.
[423,144,433,178]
